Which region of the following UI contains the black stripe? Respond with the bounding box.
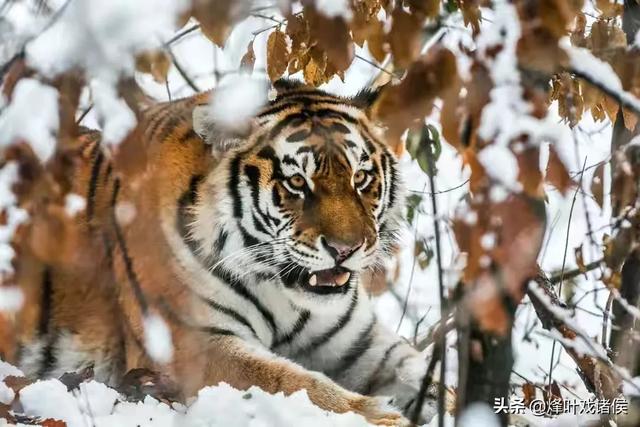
[362,341,403,394]
[229,154,243,218]
[329,318,376,376]
[294,289,358,355]
[205,299,258,338]
[213,230,228,255]
[269,113,308,139]
[272,309,311,348]
[244,164,280,232]
[176,174,203,251]
[159,115,182,140]
[110,178,120,207]
[314,108,358,124]
[213,268,278,335]
[286,130,310,142]
[203,327,237,337]
[38,268,53,336]
[86,146,104,222]
[38,268,56,378]
[377,154,389,222]
[145,104,173,139]
[111,178,148,313]
[330,122,351,134]
[179,128,199,144]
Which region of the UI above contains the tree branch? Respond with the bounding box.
[528,270,622,400]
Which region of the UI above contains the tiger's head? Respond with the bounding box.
[191,81,402,298]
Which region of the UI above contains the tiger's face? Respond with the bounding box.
[193,83,402,297]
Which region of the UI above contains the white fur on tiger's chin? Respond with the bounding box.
[143,313,174,364]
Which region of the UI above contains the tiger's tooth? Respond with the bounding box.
[309,274,317,286]
[335,272,351,286]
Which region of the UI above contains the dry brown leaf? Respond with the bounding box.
[517,145,544,199]
[303,48,328,87]
[388,6,422,69]
[41,419,68,427]
[372,47,457,142]
[286,13,310,54]
[622,107,639,131]
[458,0,481,35]
[407,0,440,17]
[575,245,586,272]
[602,95,619,122]
[517,28,568,75]
[240,40,256,72]
[305,6,354,73]
[192,0,250,47]
[522,382,537,406]
[546,146,573,195]
[570,12,588,47]
[366,19,387,63]
[459,194,546,336]
[267,29,291,81]
[135,50,171,83]
[538,0,582,39]
[591,162,605,209]
[595,0,624,18]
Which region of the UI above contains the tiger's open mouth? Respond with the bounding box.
[299,266,353,295]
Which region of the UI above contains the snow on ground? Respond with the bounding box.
[3,373,377,427]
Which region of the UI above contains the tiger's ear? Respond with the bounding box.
[351,85,385,119]
[192,103,255,154]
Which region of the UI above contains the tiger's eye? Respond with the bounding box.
[354,170,367,186]
[288,174,306,189]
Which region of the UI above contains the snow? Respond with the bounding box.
[64,193,86,217]
[0,286,24,313]
[0,359,24,405]
[26,0,187,79]
[21,0,188,146]
[9,375,379,427]
[115,201,137,226]
[565,43,640,114]
[208,74,269,134]
[457,403,500,427]
[477,145,521,190]
[89,79,137,146]
[315,0,353,20]
[623,377,640,397]
[0,162,29,275]
[0,78,59,162]
[143,313,174,365]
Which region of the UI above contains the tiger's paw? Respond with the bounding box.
[353,395,412,426]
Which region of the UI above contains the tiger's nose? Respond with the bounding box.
[321,236,364,263]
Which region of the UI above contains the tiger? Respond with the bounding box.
[5,79,437,425]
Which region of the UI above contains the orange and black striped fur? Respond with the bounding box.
[9,81,433,425]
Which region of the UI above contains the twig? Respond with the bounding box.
[164,24,201,46]
[354,54,395,77]
[548,258,604,284]
[408,179,470,195]
[76,104,93,125]
[165,46,200,93]
[603,292,615,347]
[396,183,426,333]
[529,270,622,400]
[569,67,640,117]
[547,157,587,392]
[411,126,447,426]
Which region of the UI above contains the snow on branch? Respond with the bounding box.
[565,44,640,116]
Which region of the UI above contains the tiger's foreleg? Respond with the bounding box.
[333,323,449,422]
[184,334,411,426]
